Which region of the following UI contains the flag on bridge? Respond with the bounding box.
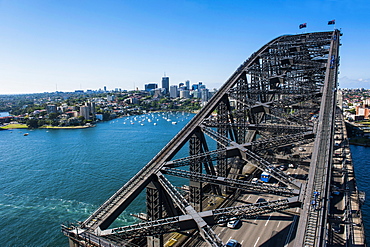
[299,23,307,29]
[328,20,335,25]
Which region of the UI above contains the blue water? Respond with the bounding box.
[0,112,193,246]
[350,145,370,242]
[1,113,369,246]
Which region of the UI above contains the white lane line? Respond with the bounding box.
[240,240,244,245]
[277,221,281,228]
[264,214,272,226]
[247,195,251,201]
[254,236,260,247]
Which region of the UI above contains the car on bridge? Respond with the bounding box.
[227,219,241,229]
[225,239,240,247]
[256,197,267,203]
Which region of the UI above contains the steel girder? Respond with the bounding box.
[162,167,298,195]
[98,197,298,240]
[63,30,340,247]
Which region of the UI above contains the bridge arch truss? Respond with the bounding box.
[63,30,341,247]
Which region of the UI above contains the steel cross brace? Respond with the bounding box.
[98,197,299,240]
[162,167,298,195]
[156,172,223,246]
[236,144,301,189]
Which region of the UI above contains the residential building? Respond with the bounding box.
[80,106,90,120]
[46,105,57,114]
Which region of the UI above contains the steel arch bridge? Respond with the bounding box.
[63,30,342,247]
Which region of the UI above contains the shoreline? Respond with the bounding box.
[0,111,196,130]
[0,123,94,130]
[349,142,370,147]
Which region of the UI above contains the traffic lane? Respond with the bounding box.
[214,210,297,247]
[211,193,297,246]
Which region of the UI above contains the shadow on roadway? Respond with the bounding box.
[258,220,298,247]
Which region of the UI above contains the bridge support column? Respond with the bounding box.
[189,132,203,212]
[146,181,164,247]
[147,236,163,247]
[235,77,248,144]
[217,99,229,194]
[68,238,79,247]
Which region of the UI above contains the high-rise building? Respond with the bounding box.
[201,88,210,102]
[162,76,169,94]
[170,85,178,98]
[180,90,190,99]
[80,106,90,120]
[145,83,158,91]
[185,80,190,90]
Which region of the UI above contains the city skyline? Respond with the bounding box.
[1,0,370,94]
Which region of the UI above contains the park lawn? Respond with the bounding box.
[40,125,91,129]
[0,123,28,129]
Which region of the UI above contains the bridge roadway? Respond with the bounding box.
[190,142,314,247]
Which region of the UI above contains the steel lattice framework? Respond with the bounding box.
[62,30,341,247]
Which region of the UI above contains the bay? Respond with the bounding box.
[0,112,193,246]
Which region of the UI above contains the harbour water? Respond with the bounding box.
[0,112,369,246]
[0,112,193,246]
[349,145,370,242]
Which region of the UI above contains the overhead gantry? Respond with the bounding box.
[62,30,341,247]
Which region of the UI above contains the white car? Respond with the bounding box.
[227,219,241,228]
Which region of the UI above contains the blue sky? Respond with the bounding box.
[0,0,369,94]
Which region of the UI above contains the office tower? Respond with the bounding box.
[185,80,190,90]
[180,90,190,99]
[145,83,158,91]
[162,76,169,94]
[201,88,210,102]
[170,85,178,98]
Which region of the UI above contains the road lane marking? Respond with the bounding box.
[254,236,260,247]
[277,221,281,228]
[264,214,272,226]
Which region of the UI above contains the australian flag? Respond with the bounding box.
[328,20,335,25]
[299,23,307,29]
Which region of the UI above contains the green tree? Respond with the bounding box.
[26,118,39,129]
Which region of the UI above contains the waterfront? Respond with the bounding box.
[0,112,193,246]
[1,112,369,246]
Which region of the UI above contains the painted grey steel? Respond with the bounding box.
[63,30,341,247]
